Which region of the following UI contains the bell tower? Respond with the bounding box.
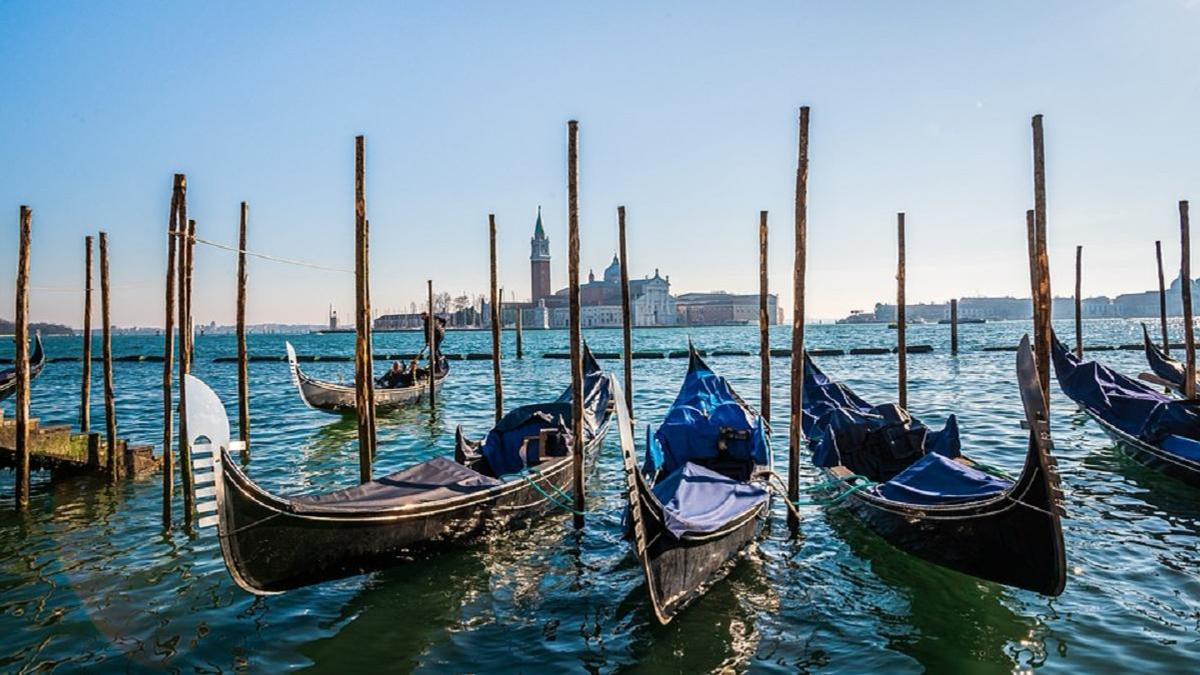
[530,206,551,302]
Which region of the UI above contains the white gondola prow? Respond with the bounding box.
[185,374,233,530]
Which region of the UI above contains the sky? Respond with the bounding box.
[1,1,1199,328]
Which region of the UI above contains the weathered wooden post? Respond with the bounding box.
[1181,200,1196,400]
[427,279,436,407]
[1074,245,1083,358]
[80,236,93,435]
[14,206,32,508]
[178,218,196,519]
[354,135,376,481]
[1157,240,1169,355]
[788,106,810,533]
[759,210,770,421]
[100,232,117,481]
[1031,115,1052,405]
[489,214,503,421]
[896,212,907,410]
[950,298,959,355]
[515,302,524,359]
[161,176,180,526]
[1026,210,1041,341]
[619,205,634,417]
[236,201,250,459]
[567,119,586,529]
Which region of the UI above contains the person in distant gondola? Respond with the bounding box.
[377,360,408,389]
[421,312,447,371]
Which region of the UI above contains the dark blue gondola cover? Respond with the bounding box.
[643,360,770,478]
[481,365,611,476]
[1051,336,1200,460]
[801,355,961,468]
[650,462,768,537]
[801,355,1015,505]
[876,452,1009,505]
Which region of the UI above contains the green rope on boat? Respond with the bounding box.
[500,469,585,516]
[791,479,877,507]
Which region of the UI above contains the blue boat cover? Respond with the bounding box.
[875,452,1009,505]
[800,355,1014,504]
[650,462,769,537]
[1052,336,1200,457]
[480,354,611,476]
[642,357,770,478]
[801,356,961,470]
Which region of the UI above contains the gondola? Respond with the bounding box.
[0,333,45,403]
[801,335,1066,596]
[285,341,448,414]
[185,348,613,594]
[1053,333,1200,488]
[620,345,772,624]
[1139,323,1193,396]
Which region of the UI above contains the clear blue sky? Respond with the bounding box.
[2,1,1199,327]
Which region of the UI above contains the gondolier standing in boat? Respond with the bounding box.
[422,312,446,355]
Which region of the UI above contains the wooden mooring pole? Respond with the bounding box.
[427,279,436,407]
[950,298,959,355]
[619,205,634,418]
[1074,245,1083,358]
[178,218,196,518]
[1157,240,1169,355]
[896,213,907,410]
[162,175,181,526]
[1181,200,1196,400]
[788,106,810,533]
[489,214,503,422]
[515,302,524,360]
[759,210,770,421]
[236,201,250,460]
[100,232,117,481]
[1031,115,1052,407]
[354,135,376,482]
[81,236,93,434]
[14,206,32,508]
[567,120,585,529]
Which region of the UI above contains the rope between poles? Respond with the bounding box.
[172,230,353,274]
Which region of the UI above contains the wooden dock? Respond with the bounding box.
[0,410,159,479]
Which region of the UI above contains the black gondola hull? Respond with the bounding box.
[1087,412,1200,488]
[213,435,606,594]
[0,334,45,402]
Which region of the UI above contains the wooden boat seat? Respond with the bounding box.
[289,457,502,513]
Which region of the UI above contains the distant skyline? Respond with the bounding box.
[2,2,1199,329]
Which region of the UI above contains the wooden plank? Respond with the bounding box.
[100,232,118,481]
[489,214,503,421]
[162,175,181,527]
[1181,200,1196,399]
[897,212,907,409]
[236,201,250,459]
[619,205,634,417]
[80,235,93,435]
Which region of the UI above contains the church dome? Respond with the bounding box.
[603,254,621,284]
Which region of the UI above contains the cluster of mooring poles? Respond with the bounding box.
[11,209,135,509]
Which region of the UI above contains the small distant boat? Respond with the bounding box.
[887,317,929,329]
[1053,333,1200,488]
[0,333,45,403]
[185,349,614,594]
[1138,323,1194,397]
[286,341,448,414]
[802,335,1067,595]
[621,345,772,624]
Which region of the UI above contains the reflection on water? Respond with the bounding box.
[0,320,1199,671]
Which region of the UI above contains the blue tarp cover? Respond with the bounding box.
[1051,336,1200,459]
[875,452,1009,505]
[801,356,961,471]
[643,358,769,478]
[650,462,769,537]
[481,358,611,476]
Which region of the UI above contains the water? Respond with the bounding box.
[1,319,1198,672]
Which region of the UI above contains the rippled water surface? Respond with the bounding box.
[2,320,1199,672]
